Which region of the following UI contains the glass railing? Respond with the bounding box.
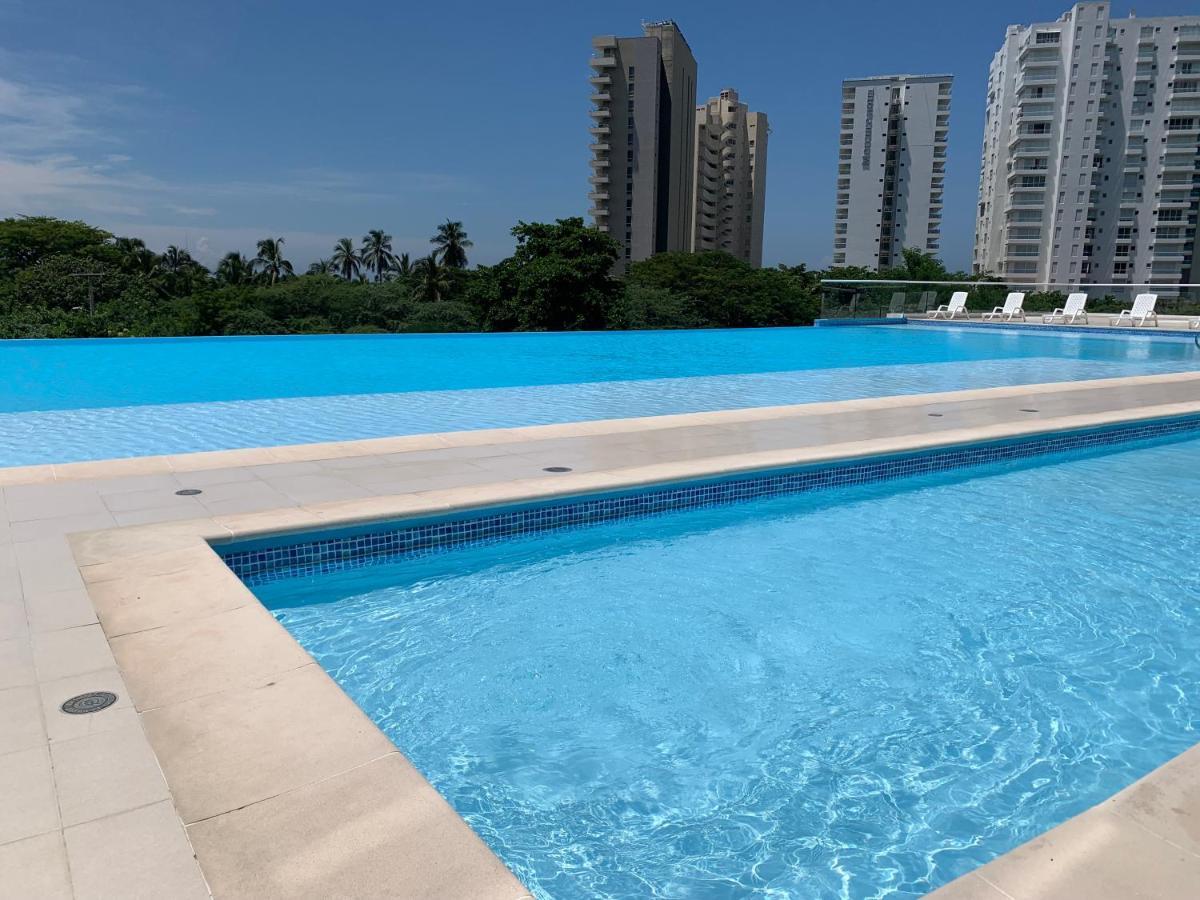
[819,279,1200,321]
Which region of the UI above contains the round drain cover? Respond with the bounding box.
[175,488,203,496]
[61,692,118,715]
[543,466,573,473]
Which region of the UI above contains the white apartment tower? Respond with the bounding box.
[588,21,698,270]
[690,89,769,266]
[974,3,1200,286]
[833,74,952,269]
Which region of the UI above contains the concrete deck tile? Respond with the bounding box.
[168,465,257,489]
[64,800,209,900]
[110,603,311,710]
[0,745,60,844]
[0,831,73,900]
[142,663,396,822]
[69,520,230,567]
[1107,743,1200,857]
[187,753,526,900]
[3,485,112,523]
[0,464,56,486]
[113,505,216,527]
[101,487,204,513]
[50,719,170,828]
[259,473,375,504]
[91,473,183,496]
[0,586,27,642]
[188,478,292,506]
[24,585,99,633]
[0,635,35,690]
[39,667,136,743]
[974,807,1200,899]
[925,873,1012,899]
[9,511,117,544]
[14,538,86,594]
[244,460,327,479]
[79,544,217,584]
[32,624,117,682]
[87,561,252,637]
[0,685,46,755]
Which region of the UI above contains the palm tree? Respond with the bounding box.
[306,258,335,276]
[414,254,452,302]
[113,237,158,277]
[160,245,195,274]
[431,220,472,269]
[330,238,362,280]
[391,252,413,278]
[217,252,254,285]
[359,229,396,282]
[253,237,294,285]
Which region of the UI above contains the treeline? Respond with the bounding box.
[1,216,971,339]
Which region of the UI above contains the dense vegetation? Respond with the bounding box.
[0,216,835,338]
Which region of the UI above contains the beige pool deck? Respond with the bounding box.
[3,370,1200,898]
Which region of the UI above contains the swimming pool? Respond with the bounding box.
[245,423,1200,899]
[2,325,1197,467]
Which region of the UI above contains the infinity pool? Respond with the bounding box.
[255,429,1200,899]
[2,325,1197,466]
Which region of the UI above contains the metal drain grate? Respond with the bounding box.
[1019,408,1040,413]
[542,466,573,473]
[61,692,118,715]
[175,488,203,496]
[927,413,944,417]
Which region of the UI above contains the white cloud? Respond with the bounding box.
[169,205,218,217]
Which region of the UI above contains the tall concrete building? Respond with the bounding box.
[974,3,1200,287]
[833,74,952,269]
[691,89,769,266]
[588,21,698,269]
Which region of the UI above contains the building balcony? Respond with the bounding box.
[588,206,609,219]
[588,142,610,153]
[589,91,611,104]
[588,156,610,169]
[588,125,611,137]
[589,54,616,69]
[587,191,610,202]
[588,73,612,86]
[588,174,610,186]
[588,106,611,119]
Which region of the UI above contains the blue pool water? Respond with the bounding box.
[1,325,1197,466]
[256,432,1200,898]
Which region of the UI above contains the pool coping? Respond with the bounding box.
[46,372,1200,898]
[4,368,1200,489]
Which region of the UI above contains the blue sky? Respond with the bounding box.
[0,1,1184,272]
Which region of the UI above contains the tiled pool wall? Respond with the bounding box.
[909,318,1200,340]
[217,413,1200,587]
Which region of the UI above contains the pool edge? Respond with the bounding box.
[56,381,1200,899]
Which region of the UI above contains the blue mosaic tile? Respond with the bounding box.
[220,415,1200,586]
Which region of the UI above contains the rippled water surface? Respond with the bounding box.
[258,434,1200,899]
[2,325,1197,465]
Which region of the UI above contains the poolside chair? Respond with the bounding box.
[887,292,906,316]
[928,291,969,320]
[1190,317,1200,331]
[1042,293,1089,325]
[918,290,937,313]
[1110,293,1158,327]
[982,292,1027,322]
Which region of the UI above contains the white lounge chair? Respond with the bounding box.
[928,291,969,320]
[1189,317,1199,330]
[1043,292,1089,325]
[918,290,937,313]
[887,292,906,315]
[1110,293,1158,327]
[982,292,1027,322]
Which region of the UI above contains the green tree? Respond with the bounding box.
[483,218,619,330]
[330,238,362,280]
[254,237,294,285]
[217,252,255,285]
[431,219,473,269]
[360,229,396,282]
[306,258,334,276]
[392,252,413,278]
[414,254,452,301]
[0,216,112,278]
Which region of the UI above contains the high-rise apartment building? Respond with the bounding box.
[833,74,952,269]
[974,3,1200,286]
[691,89,769,266]
[588,21,698,270]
